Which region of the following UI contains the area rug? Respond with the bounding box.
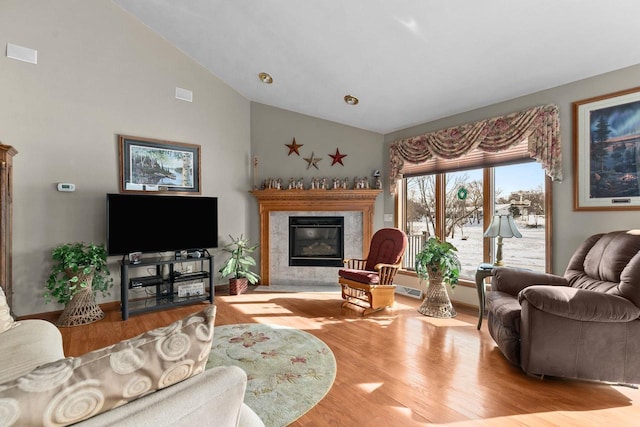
[206,323,336,427]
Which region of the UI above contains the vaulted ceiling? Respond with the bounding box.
[111,0,640,134]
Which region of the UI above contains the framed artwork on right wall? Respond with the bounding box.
[573,86,640,210]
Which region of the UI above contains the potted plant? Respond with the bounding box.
[218,234,261,295]
[45,242,113,327]
[414,236,460,318]
[414,236,461,288]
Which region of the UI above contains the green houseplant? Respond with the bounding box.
[45,242,113,326]
[218,235,261,295]
[414,236,461,288]
[414,236,461,318]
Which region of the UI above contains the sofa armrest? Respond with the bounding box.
[491,267,568,296]
[519,285,640,322]
[0,319,64,383]
[76,366,264,427]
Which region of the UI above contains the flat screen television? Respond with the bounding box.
[106,193,218,256]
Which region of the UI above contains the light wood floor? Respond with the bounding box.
[59,288,640,426]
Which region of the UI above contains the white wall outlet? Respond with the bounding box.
[383,213,393,222]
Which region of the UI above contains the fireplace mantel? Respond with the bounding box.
[250,189,382,285]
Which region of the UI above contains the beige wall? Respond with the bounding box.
[249,103,388,269]
[0,0,251,316]
[384,64,640,307]
[3,0,640,316]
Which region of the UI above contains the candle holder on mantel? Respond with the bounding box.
[252,156,259,190]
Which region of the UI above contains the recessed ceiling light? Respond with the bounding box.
[258,72,273,84]
[344,94,359,105]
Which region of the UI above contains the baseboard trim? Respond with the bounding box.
[16,301,121,322]
[451,300,479,313]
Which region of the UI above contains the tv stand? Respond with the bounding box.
[174,248,210,260]
[120,254,213,320]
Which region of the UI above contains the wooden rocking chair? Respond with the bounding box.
[338,228,407,315]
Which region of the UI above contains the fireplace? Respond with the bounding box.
[251,188,380,285]
[289,216,344,267]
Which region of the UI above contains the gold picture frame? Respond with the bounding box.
[573,87,640,210]
[118,135,201,194]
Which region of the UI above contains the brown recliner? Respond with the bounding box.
[487,230,640,384]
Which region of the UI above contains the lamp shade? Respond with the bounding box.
[483,214,522,238]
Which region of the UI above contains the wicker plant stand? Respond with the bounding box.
[417,270,457,318]
[56,271,105,327]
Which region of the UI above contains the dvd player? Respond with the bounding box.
[130,275,163,288]
[171,271,209,281]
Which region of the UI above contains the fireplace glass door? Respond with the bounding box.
[289,216,344,267]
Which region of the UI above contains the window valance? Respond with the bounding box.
[389,104,562,194]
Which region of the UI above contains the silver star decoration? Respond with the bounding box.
[304,152,321,170]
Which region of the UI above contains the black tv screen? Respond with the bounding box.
[107,193,218,255]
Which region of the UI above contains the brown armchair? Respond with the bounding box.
[487,230,640,384]
[338,228,407,315]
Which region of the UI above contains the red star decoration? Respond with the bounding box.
[329,148,347,166]
[285,138,303,156]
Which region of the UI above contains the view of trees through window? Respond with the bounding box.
[403,162,546,280]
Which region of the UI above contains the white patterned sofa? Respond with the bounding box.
[0,289,263,427]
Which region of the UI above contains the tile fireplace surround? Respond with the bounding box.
[250,189,382,286]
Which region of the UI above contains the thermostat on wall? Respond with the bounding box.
[57,183,75,192]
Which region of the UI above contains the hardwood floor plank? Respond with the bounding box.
[58,290,640,426]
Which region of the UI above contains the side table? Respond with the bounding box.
[475,263,494,330]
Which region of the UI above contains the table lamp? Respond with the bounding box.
[483,214,522,266]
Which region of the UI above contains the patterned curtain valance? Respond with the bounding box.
[389,104,562,194]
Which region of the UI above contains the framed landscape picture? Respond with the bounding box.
[573,87,640,210]
[118,135,201,194]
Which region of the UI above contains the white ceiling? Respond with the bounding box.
[111,0,640,134]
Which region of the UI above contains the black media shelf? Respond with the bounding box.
[171,271,210,282]
[120,254,214,320]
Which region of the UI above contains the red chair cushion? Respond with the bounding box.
[365,228,408,271]
[339,268,379,285]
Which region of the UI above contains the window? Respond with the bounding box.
[400,161,550,281]
[444,169,484,279]
[391,106,560,281]
[494,163,547,272]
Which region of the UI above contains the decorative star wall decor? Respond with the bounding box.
[329,148,347,166]
[304,152,321,170]
[285,138,303,156]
